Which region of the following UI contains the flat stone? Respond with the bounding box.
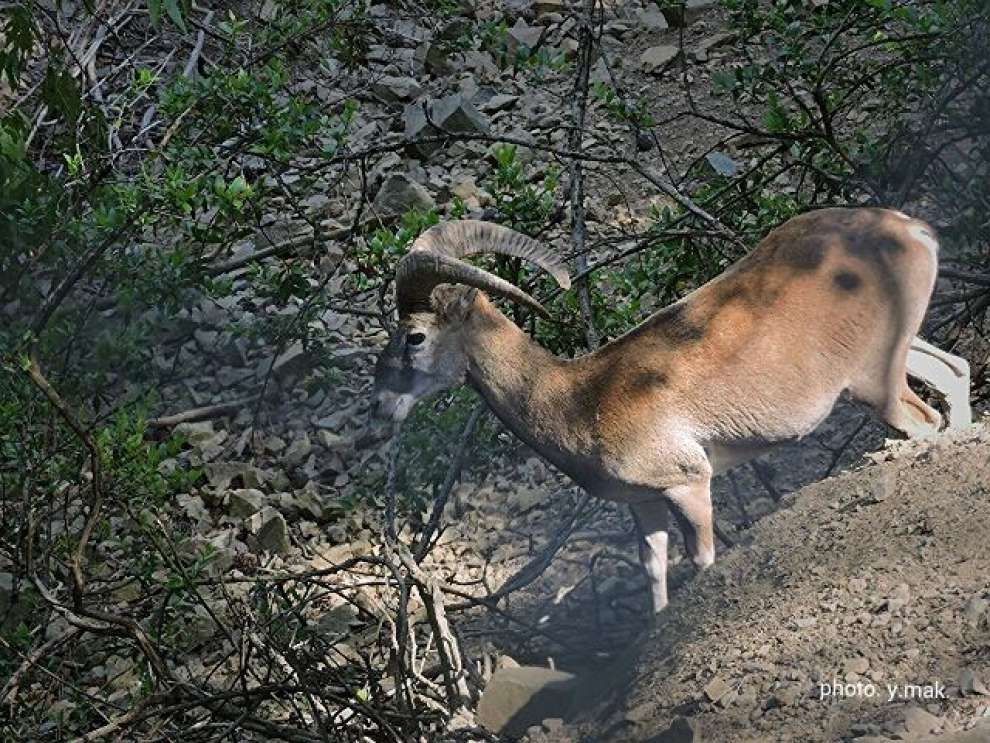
[845,656,870,676]
[480,93,519,113]
[477,666,577,737]
[640,45,681,73]
[226,488,265,518]
[371,75,422,103]
[648,716,699,742]
[661,0,718,27]
[637,7,669,31]
[372,173,435,216]
[691,32,735,62]
[246,506,291,555]
[507,18,544,56]
[533,0,564,14]
[903,706,941,736]
[205,461,267,490]
[270,341,315,383]
[415,41,453,75]
[282,434,313,467]
[769,684,802,708]
[404,95,489,157]
[960,669,989,696]
[704,675,732,703]
[174,421,218,447]
[317,430,348,450]
[963,596,989,627]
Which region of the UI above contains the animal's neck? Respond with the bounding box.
[462,299,591,474]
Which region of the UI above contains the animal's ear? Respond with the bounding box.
[432,286,478,322]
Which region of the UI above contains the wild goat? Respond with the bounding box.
[370,209,972,613]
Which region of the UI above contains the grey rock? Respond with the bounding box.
[963,596,989,627]
[661,0,719,27]
[533,0,564,14]
[177,493,210,525]
[226,488,265,518]
[317,430,348,450]
[415,41,454,76]
[255,217,310,248]
[507,18,545,57]
[961,669,990,696]
[640,45,681,73]
[404,95,490,157]
[283,434,313,467]
[477,666,577,737]
[903,706,941,736]
[704,675,732,702]
[205,461,267,490]
[706,151,740,177]
[371,75,423,103]
[300,192,332,215]
[845,656,870,676]
[431,94,490,133]
[767,684,801,708]
[270,341,315,383]
[603,21,631,38]
[174,421,220,448]
[480,93,519,113]
[589,58,611,85]
[372,173,435,216]
[246,506,291,555]
[193,329,218,352]
[392,20,430,45]
[281,488,328,521]
[645,716,698,743]
[503,0,536,20]
[487,127,536,163]
[691,32,735,62]
[461,50,498,78]
[637,7,669,31]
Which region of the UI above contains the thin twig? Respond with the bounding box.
[567,0,601,349]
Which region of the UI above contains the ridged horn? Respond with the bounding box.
[395,220,571,317]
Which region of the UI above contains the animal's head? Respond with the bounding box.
[370,221,571,425]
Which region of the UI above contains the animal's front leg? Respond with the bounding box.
[666,477,715,570]
[630,500,671,614]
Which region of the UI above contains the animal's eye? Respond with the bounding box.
[407,332,426,346]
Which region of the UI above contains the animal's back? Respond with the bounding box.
[588,208,939,445]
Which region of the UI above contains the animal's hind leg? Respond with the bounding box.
[882,383,942,439]
[906,336,972,429]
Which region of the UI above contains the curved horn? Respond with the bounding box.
[395,220,571,316]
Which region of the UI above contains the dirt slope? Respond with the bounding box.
[552,425,990,743]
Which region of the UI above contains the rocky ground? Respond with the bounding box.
[484,424,990,742]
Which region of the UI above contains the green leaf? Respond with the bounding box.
[40,65,82,123]
[0,7,36,87]
[148,0,162,27]
[164,0,187,32]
